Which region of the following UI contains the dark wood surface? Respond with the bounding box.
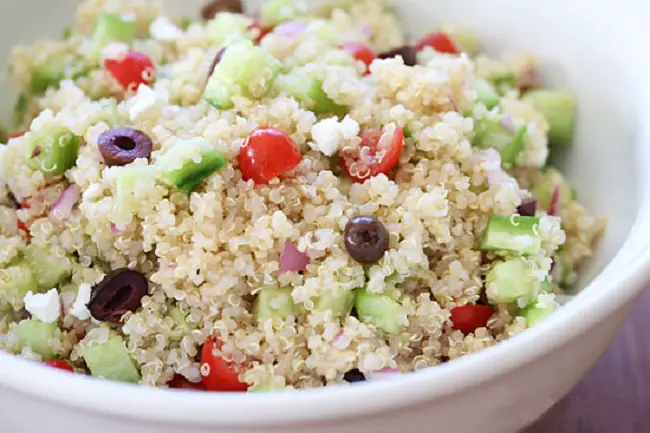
[526,289,650,433]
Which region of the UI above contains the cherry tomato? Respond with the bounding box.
[416,32,459,54]
[341,126,404,183]
[104,51,155,91]
[16,219,30,237]
[200,338,248,392]
[169,374,206,391]
[450,304,494,334]
[239,128,302,185]
[42,360,74,372]
[341,44,377,75]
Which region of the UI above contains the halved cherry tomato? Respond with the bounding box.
[416,32,459,54]
[200,338,248,392]
[239,128,302,185]
[169,374,206,391]
[104,51,155,91]
[42,360,74,372]
[341,43,377,75]
[450,304,494,334]
[16,219,29,237]
[341,126,404,183]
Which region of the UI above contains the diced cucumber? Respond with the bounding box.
[522,90,576,144]
[0,261,39,308]
[517,294,558,326]
[15,319,58,359]
[303,20,337,44]
[488,73,517,92]
[112,164,156,221]
[530,168,575,212]
[254,288,296,322]
[260,0,307,27]
[355,288,408,335]
[314,288,356,319]
[481,215,542,256]
[90,13,137,60]
[62,26,73,40]
[206,13,254,47]
[13,93,31,129]
[473,115,527,166]
[169,305,191,335]
[29,55,69,95]
[203,39,284,110]
[83,332,140,383]
[448,30,479,56]
[474,79,500,110]
[276,73,346,116]
[25,127,81,176]
[24,244,72,290]
[485,258,539,305]
[551,251,578,287]
[156,138,227,194]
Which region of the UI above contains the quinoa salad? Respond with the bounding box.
[0,0,606,391]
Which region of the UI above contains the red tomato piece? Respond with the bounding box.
[341,126,404,183]
[239,128,302,185]
[104,51,156,91]
[8,131,25,140]
[416,32,459,54]
[450,304,494,334]
[42,360,74,372]
[16,219,29,237]
[169,374,206,391]
[200,338,248,392]
[341,43,377,75]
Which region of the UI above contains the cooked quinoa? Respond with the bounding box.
[0,0,606,390]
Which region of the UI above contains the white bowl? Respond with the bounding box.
[1,1,650,432]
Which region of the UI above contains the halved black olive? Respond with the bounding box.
[87,269,149,323]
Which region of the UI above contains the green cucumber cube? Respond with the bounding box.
[254,288,296,322]
[481,215,542,256]
[531,168,575,212]
[203,39,284,110]
[474,79,500,110]
[260,0,307,27]
[156,138,227,194]
[517,294,558,326]
[206,13,254,47]
[0,261,39,308]
[25,127,81,176]
[15,319,58,359]
[112,164,156,221]
[276,73,346,116]
[355,288,408,335]
[473,116,527,166]
[485,258,538,305]
[83,332,140,383]
[314,288,356,319]
[29,55,68,95]
[24,244,72,290]
[90,13,137,60]
[448,30,479,56]
[522,90,576,145]
[169,305,191,335]
[13,93,32,129]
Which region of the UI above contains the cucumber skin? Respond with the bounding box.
[172,151,227,195]
[25,130,81,176]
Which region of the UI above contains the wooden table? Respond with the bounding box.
[526,289,650,432]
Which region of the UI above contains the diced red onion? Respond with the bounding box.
[365,368,402,381]
[498,115,516,134]
[275,21,308,38]
[332,331,350,350]
[110,223,126,236]
[279,242,310,273]
[548,186,560,216]
[49,184,80,219]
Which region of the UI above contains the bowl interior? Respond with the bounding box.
[0,0,643,290]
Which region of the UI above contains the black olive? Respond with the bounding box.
[87,269,149,323]
[201,0,243,21]
[343,369,366,383]
[517,198,537,217]
[98,127,153,167]
[344,216,390,264]
[378,45,418,67]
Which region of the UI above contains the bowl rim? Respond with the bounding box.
[3,2,650,426]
